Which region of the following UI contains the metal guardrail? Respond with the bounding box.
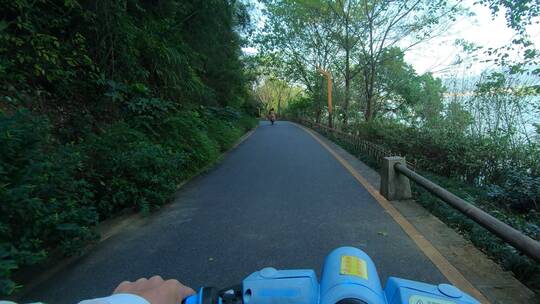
[395,163,540,262]
[296,118,540,263]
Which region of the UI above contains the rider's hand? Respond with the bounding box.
[113,275,195,304]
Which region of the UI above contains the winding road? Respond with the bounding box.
[23,121,448,304]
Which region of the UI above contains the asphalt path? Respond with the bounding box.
[22,121,446,303]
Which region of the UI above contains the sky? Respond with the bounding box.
[402,0,540,77]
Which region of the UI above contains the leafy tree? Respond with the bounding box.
[476,0,540,77]
[327,0,363,128]
[256,0,464,123]
[256,0,339,122]
[343,0,461,121]
[352,47,446,124]
[477,0,540,34]
[443,101,473,134]
[254,77,301,116]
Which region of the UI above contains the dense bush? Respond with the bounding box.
[0,111,98,294]
[487,169,540,212]
[0,107,256,295]
[410,174,540,293]
[82,123,186,216]
[207,119,244,151]
[237,115,259,132]
[202,106,257,151]
[159,112,220,171]
[100,142,186,215]
[351,119,540,203]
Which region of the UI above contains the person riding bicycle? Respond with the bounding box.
[268,108,276,125]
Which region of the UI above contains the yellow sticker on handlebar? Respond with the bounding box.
[340,255,368,280]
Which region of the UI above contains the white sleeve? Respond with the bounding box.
[78,293,150,304]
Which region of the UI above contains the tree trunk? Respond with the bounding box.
[365,94,374,122]
[364,9,375,122]
[316,76,325,124]
[343,49,350,129]
[342,16,351,130]
[316,90,322,123]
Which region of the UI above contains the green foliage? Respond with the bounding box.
[100,141,185,215]
[476,0,540,78]
[253,77,302,116]
[349,118,540,189]
[375,48,446,123]
[0,107,256,295]
[159,112,220,172]
[478,0,539,33]
[0,110,98,295]
[0,0,251,138]
[410,174,540,293]
[488,170,540,212]
[0,1,100,129]
[81,123,179,216]
[283,95,313,118]
[0,0,256,295]
[207,119,243,151]
[202,108,258,151]
[237,115,259,132]
[258,0,464,123]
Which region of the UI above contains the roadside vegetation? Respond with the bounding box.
[0,0,257,295]
[254,0,540,294]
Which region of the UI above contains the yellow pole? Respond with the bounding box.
[316,67,333,128]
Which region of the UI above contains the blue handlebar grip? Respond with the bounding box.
[182,294,199,304]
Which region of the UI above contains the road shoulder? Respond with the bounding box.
[294,122,535,303]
